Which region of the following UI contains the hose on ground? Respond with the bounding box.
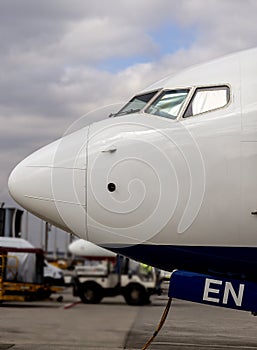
[141,297,173,350]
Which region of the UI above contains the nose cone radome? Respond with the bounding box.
[8,138,67,230]
[8,127,89,236]
[8,160,30,208]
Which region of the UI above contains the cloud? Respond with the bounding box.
[2,0,257,205]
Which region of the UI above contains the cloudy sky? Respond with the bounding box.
[1,0,257,249]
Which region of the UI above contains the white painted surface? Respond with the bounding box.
[7,47,257,255]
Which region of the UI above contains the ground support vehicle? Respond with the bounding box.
[73,256,162,305]
[0,247,55,302]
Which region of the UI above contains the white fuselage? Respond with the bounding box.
[8,48,257,281]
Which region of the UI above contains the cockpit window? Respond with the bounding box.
[113,91,158,117]
[183,86,229,118]
[145,89,189,119]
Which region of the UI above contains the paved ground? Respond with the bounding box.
[0,288,257,349]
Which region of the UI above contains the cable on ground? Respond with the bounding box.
[141,297,173,350]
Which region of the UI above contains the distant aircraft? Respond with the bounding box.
[69,239,116,258]
[8,48,257,312]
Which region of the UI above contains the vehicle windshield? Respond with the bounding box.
[145,89,189,119]
[113,90,158,117]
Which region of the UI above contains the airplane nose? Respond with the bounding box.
[8,127,89,237]
[8,138,64,226]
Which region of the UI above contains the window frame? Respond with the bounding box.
[143,87,192,119]
[114,89,161,117]
[180,84,231,119]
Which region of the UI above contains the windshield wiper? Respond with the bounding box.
[109,108,141,118]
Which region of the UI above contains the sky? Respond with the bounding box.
[1,0,257,250]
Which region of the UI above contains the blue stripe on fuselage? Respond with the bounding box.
[102,244,257,282]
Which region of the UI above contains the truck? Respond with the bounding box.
[72,255,162,305]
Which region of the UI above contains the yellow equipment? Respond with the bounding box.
[0,247,53,302]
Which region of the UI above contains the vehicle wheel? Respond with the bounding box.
[80,282,103,304]
[35,288,52,300]
[124,283,149,306]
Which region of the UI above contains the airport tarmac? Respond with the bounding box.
[0,287,257,350]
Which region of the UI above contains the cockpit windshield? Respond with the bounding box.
[145,89,189,119]
[113,90,158,117]
[111,88,190,119]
